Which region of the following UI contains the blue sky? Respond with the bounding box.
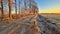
[1,0,60,13]
[35,0,60,10]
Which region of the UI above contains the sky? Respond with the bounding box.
[0,0,60,14]
[35,0,60,13]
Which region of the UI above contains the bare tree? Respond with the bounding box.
[8,0,12,21]
[15,0,17,19]
[29,0,32,9]
[29,0,38,14]
[24,0,27,8]
[0,0,4,20]
[19,0,20,14]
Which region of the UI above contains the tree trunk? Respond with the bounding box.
[15,0,17,19]
[24,0,27,8]
[29,0,32,9]
[1,0,4,20]
[8,0,12,21]
[19,0,20,14]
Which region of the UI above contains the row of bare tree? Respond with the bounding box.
[0,0,38,21]
[0,0,21,21]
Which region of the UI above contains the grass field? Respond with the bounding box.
[40,13,60,28]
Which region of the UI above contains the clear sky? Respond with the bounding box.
[35,0,60,13]
[0,0,60,14]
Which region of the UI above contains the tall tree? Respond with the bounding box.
[15,0,17,18]
[29,0,38,13]
[8,0,12,21]
[24,0,27,8]
[29,0,32,9]
[19,0,21,14]
[1,0,4,20]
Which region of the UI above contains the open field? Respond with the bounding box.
[40,13,60,22]
[40,13,60,18]
[40,13,60,28]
